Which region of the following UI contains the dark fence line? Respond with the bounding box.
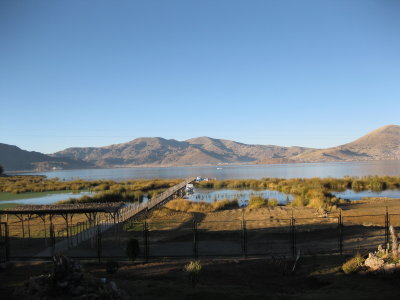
[2,211,399,262]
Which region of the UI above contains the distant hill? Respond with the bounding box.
[3,125,399,171]
[0,143,94,172]
[292,125,400,162]
[53,136,311,167]
[54,125,400,167]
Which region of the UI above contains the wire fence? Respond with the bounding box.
[2,212,400,261]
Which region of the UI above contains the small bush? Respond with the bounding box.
[307,197,327,209]
[268,198,278,207]
[248,196,268,209]
[342,254,364,274]
[212,198,239,211]
[165,198,213,213]
[184,260,202,287]
[106,260,119,274]
[126,238,140,261]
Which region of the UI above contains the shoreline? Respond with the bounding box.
[6,158,400,174]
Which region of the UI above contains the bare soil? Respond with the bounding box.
[2,256,400,299]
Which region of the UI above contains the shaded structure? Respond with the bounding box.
[0,203,125,244]
[0,177,197,258]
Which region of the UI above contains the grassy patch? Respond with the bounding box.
[248,195,278,208]
[4,256,399,300]
[165,198,239,213]
[341,254,364,274]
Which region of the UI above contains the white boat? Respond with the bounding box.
[185,183,194,193]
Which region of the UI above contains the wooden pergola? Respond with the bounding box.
[0,203,125,240]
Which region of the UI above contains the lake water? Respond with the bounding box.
[14,161,400,206]
[187,188,400,206]
[333,189,400,201]
[187,188,293,206]
[0,191,92,205]
[22,160,400,181]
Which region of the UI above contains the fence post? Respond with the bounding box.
[50,223,55,257]
[241,220,248,258]
[290,217,296,257]
[385,207,390,248]
[192,219,198,259]
[96,225,102,263]
[338,210,343,256]
[6,224,10,262]
[143,220,149,262]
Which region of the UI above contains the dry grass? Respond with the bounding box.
[248,195,278,209]
[165,198,213,213]
[165,198,239,213]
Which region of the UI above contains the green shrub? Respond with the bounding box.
[165,198,213,212]
[248,195,268,209]
[126,238,140,261]
[184,260,202,287]
[342,254,364,274]
[212,198,239,211]
[268,198,278,207]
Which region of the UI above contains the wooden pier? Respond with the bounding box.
[29,177,197,256]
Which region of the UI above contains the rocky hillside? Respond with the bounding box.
[3,125,399,170]
[0,143,94,172]
[53,137,311,167]
[292,125,400,162]
[53,125,400,167]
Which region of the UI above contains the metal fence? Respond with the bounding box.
[3,212,400,261]
[0,222,9,262]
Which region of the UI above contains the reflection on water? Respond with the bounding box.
[23,160,400,181]
[333,189,400,201]
[1,192,92,205]
[187,189,293,206]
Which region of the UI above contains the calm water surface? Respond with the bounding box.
[23,160,400,181]
[187,188,293,206]
[1,192,92,205]
[187,188,400,206]
[333,189,400,201]
[17,161,400,205]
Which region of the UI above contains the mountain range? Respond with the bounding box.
[1,125,399,172]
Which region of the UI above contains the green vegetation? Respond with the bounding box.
[184,261,202,288]
[248,195,278,209]
[165,198,239,213]
[196,176,400,209]
[212,198,239,210]
[165,198,214,212]
[0,175,181,194]
[2,175,400,209]
[196,176,400,192]
[0,176,181,204]
[341,254,364,274]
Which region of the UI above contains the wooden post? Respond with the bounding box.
[61,213,69,248]
[27,214,31,238]
[338,209,343,256]
[113,212,117,242]
[16,214,25,239]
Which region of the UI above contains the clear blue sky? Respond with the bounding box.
[1,0,399,153]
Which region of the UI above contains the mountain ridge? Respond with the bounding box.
[1,125,399,171]
[0,143,94,172]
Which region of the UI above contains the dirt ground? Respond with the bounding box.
[5,197,400,258]
[3,198,400,299]
[2,256,400,300]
